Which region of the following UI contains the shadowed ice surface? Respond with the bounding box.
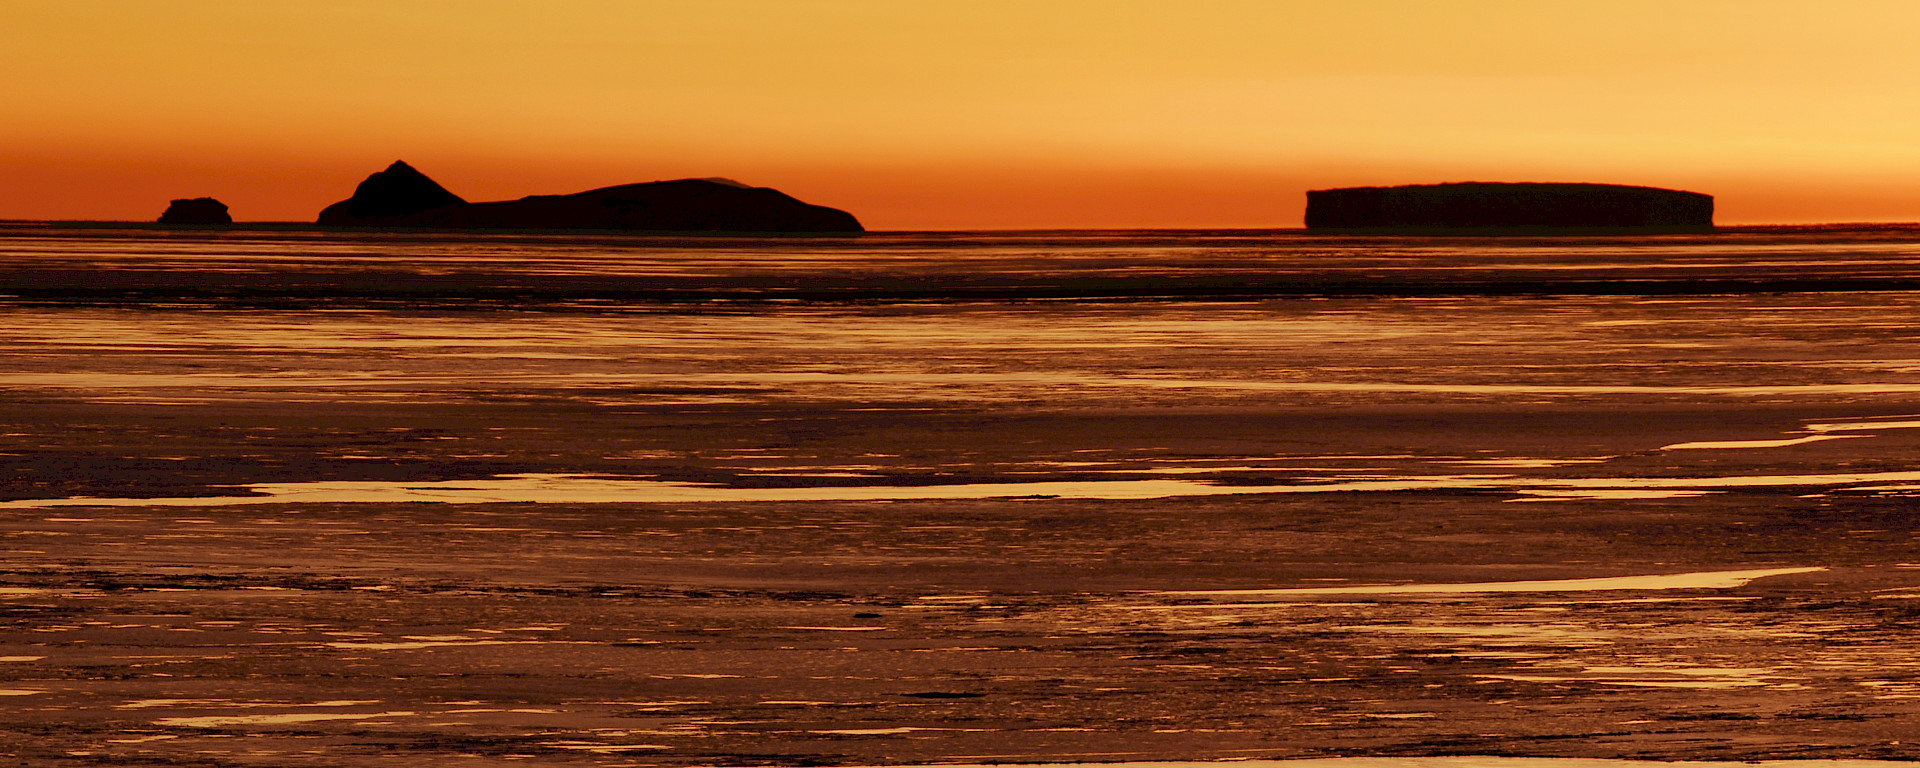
[7,226,1920,765]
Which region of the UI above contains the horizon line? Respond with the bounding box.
[10,219,1920,234]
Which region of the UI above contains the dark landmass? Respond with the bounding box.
[314,160,465,224]
[155,197,230,225]
[1306,182,1714,231]
[317,160,863,233]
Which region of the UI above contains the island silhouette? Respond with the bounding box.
[138,167,1722,234]
[316,160,863,233]
[1306,182,1713,231]
[156,197,231,224]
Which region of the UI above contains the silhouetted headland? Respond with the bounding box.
[1306,182,1713,231]
[317,160,862,233]
[156,197,231,225]
[315,161,465,224]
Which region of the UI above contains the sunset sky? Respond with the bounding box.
[6,1,1920,229]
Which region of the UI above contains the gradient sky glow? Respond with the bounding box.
[6,1,1920,228]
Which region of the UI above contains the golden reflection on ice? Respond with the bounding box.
[542,741,671,753]
[17,462,1920,510]
[155,711,417,728]
[18,368,1920,400]
[1508,489,1719,501]
[119,698,380,710]
[1111,602,1316,611]
[780,626,889,632]
[1659,435,1860,450]
[1157,567,1824,597]
[0,475,1305,507]
[323,638,562,650]
[18,463,1920,508]
[1474,673,1772,689]
[1805,418,1920,432]
[1582,665,1774,677]
[1443,458,1615,468]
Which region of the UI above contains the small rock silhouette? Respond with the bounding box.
[157,197,232,225]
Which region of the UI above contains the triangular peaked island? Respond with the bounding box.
[317,161,863,233]
[316,161,465,223]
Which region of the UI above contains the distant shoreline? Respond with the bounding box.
[6,219,1920,236]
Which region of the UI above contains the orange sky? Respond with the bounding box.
[5,1,1920,229]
